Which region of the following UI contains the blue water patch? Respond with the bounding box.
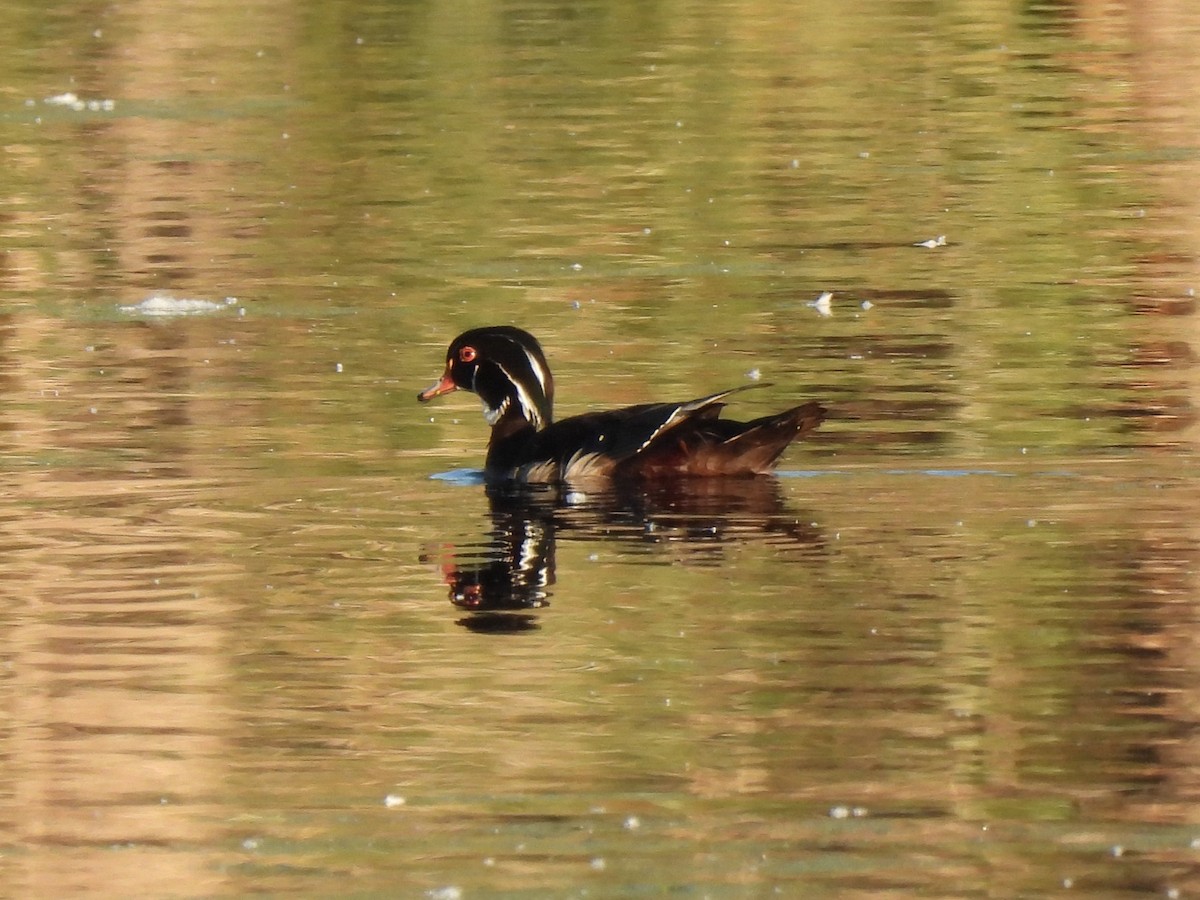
[778,467,1070,479]
[430,468,487,486]
[884,468,1016,477]
[776,469,850,478]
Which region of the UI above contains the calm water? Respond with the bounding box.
[3,0,1200,897]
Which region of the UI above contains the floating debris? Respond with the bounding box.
[829,805,869,819]
[119,292,238,317]
[746,367,762,381]
[43,92,116,112]
[915,234,947,249]
[383,794,406,808]
[44,92,82,108]
[808,291,833,317]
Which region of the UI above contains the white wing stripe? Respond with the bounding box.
[636,405,684,452]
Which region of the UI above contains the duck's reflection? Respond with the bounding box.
[433,478,825,632]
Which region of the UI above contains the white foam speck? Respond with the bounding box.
[118,292,230,317]
[809,291,833,317]
[44,92,115,113]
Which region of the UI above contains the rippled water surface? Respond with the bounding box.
[3,1,1200,897]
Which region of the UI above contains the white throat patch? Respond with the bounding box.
[483,396,509,426]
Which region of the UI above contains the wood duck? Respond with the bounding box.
[417,325,826,484]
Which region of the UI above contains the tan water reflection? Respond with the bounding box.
[2,476,236,896]
[0,308,241,894]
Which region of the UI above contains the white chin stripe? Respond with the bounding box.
[483,397,508,425]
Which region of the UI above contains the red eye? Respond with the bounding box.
[459,346,477,363]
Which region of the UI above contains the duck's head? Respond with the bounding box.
[417,326,554,430]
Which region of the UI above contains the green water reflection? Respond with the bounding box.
[1,0,1199,896]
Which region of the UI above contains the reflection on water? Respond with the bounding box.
[433,477,824,631]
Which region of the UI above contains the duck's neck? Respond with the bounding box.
[479,377,544,465]
[484,405,540,476]
[478,370,552,433]
[488,405,538,444]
